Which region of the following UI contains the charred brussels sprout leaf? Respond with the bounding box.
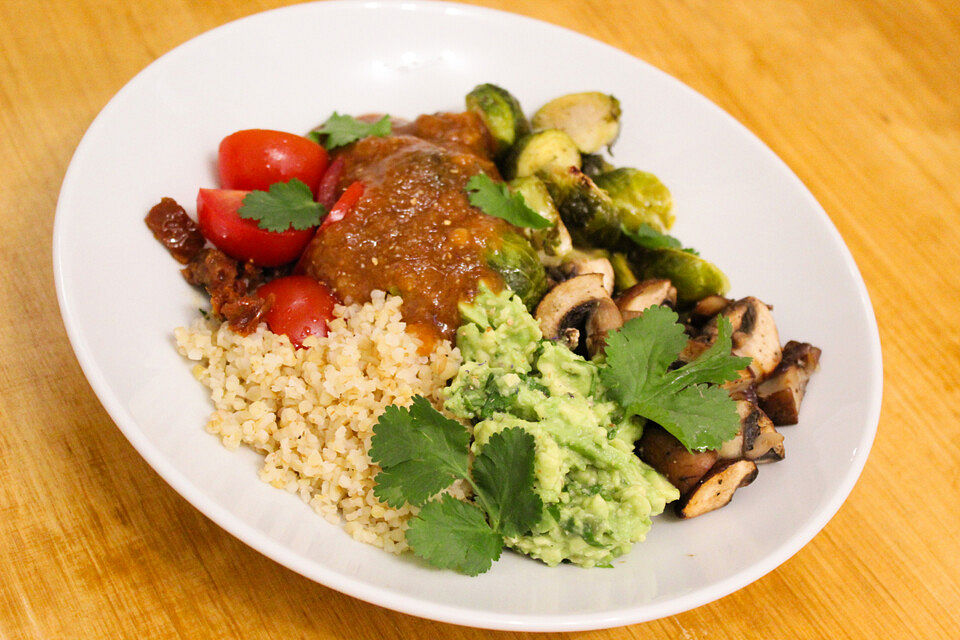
[466,84,530,158]
[485,231,549,310]
[595,168,674,232]
[540,166,624,249]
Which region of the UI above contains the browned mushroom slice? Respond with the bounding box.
[718,400,784,462]
[742,401,784,462]
[757,341,822,425]
[615,279,678,322]
[535,274,609,342]
[691,294,731,320]
[585,297,623,358]
[637,424,719,495]
[703,296,782,388]
[675,459,759,519]
[559,255,615,295]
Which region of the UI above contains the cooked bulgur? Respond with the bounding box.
[175,290,461,552]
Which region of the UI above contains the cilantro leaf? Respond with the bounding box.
[313,112,391,149]
[472,428,542,538]
[237,179,325,232]
[602,305,688,399]
[405,495,503,576]
[369,397,471,508]
[621,223,682,251]
[601,307,750,451]
[465,173,552,229]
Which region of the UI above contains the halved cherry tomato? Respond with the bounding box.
[197,189,315,267]
[320,181,365,230]
[316,155,345,209]
[219,130,329,195]
[257,275,337,347]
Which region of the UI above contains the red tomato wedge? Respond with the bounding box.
[320,181,365,230]
[316,155,345,209]
[219,130,328,195]
[196,189,315,267]
[257,276,337,347]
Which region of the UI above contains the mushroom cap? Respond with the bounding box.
[535,273,610,340]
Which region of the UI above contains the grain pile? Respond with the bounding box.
[174,291,461,552]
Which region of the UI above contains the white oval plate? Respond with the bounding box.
[53,1,882,631]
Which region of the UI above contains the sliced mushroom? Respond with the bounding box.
[688,294,731,329]
[757,341,822,425]
[560,256,615,295]
[704,296,782,388]
[615,279,677,322]
[745,407,785,462]
[675,459,758,519]
[637,424,719,495]
[719,400,785,463]
[535,274,609,342]
[669,336,712,370]
[585,297,623,358]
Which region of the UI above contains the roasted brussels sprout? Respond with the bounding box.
[595,168,674,232]
[465,83,530,157]
[508,176,573,261]
[539,165,627,249]
[501,129,581,180]
[629,247,730,304]
[581,153,615,178]
[485,230,550,310]
[531,92,621,154]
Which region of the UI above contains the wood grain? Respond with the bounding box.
[1,0,958,637]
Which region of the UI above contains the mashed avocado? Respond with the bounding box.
[444,285,679,567]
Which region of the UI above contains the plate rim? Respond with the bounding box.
[52,0,883,631]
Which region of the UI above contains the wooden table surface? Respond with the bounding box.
[2,0,958,637]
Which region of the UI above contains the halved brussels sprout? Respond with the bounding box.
[485,230,549,310]
[501,129,581,180]
[629,247,730,305]
[466,84,530,157]
[508,176,573,262]
[596,168,674,231]
[531,92,621,154]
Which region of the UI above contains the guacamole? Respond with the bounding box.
[444,285,679,567]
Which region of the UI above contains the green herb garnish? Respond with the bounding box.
[237,179,325,232]
[601,306,750,452]
[369,396,541,576]
[465,173,552,229]
[311,113,392,149]
[621,223,682,250]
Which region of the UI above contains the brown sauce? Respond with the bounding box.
[298,112,508,343]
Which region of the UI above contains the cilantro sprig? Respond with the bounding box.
[465,173,552,229]
[369,396,542,576]
[601,306,751,452]
[237,179,325,232]
[310,112,392,149]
